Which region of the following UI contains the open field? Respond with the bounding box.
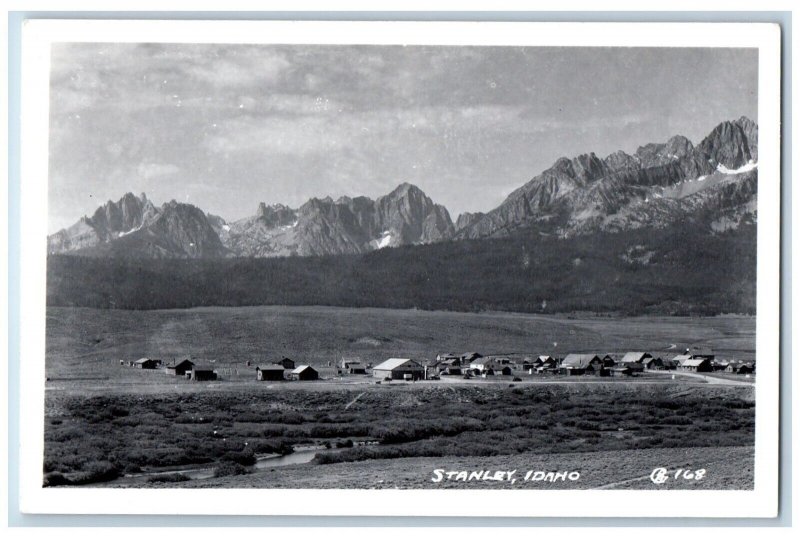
[44,382,754,488]
[46,305,756,386]
[43,306,756,489]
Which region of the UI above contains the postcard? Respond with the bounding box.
[17,19,781,517]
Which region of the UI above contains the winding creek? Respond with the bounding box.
[110,445,336,486]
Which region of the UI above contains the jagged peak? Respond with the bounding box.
[387,181,424,197]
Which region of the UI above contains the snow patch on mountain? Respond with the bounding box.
[377,231,392,249]
[717,160,758,175]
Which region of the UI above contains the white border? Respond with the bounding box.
[18,20,782,518]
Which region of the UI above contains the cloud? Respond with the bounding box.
[137,163,180,180]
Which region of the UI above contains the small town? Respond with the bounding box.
[123,347,756,383]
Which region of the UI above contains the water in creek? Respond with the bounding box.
[114,446,331,485]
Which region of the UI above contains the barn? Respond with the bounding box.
[257,364,286,381]
[273,357,296,370]
[679,358,713,372]
[166,358,194,376]
[290,365,319,381]
[560,354,604,375]
[372,358,424,380]
[133,358,159,369]
[191,364,217,381]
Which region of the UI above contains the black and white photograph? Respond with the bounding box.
[16,20,782,518]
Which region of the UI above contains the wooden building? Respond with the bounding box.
[341,358,367,374]
[372,358,424,380]
[560,354,605,376]
[290,365,319,381]
[191,364,217,381]
[679,358,713,372]
[165,358,194,376]
[257,364,286,381]
[273,357,296,370]
[641,357,664,370]
[133,358,160,369]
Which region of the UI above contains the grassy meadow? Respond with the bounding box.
[43,305,757,489]
[45,305,756,384]
[44,383,754,488]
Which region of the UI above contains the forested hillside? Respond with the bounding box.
[47,221,756,316]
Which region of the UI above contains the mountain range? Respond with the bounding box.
[47,117,758,259]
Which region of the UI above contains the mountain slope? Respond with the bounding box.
[48,117,758,259]
[456,117,758,239]
[212,182,455,257]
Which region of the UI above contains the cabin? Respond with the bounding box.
[641,357,664,370]
[726,362,755,375]
[273,357,296,370]
[427,358,461,377]
[679,358,713,372]
[713,360,731,371]
[437,359,463,376]
[536,355,557,368]
[469,357,492,373]
[165,358,194,376]
[672,355,692,368]
[600,354,618,368]
[461,352,483,364]
[372,358,424,381]
[290,365,319,381]
[256,364,286,381]
[133,358,160,369]
[560,354,605,376]
[190,364,217,381]
[341,358,367,374]
[436,353,461,365]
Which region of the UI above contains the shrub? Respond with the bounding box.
[69,461,121,485]
[43,471,70,487]
[214,461,250,477]
[222,448,256,466]
[147,473,191,483]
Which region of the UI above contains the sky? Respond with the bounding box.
[48,44,758,233]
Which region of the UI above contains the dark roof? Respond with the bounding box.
[168,358,194,368]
